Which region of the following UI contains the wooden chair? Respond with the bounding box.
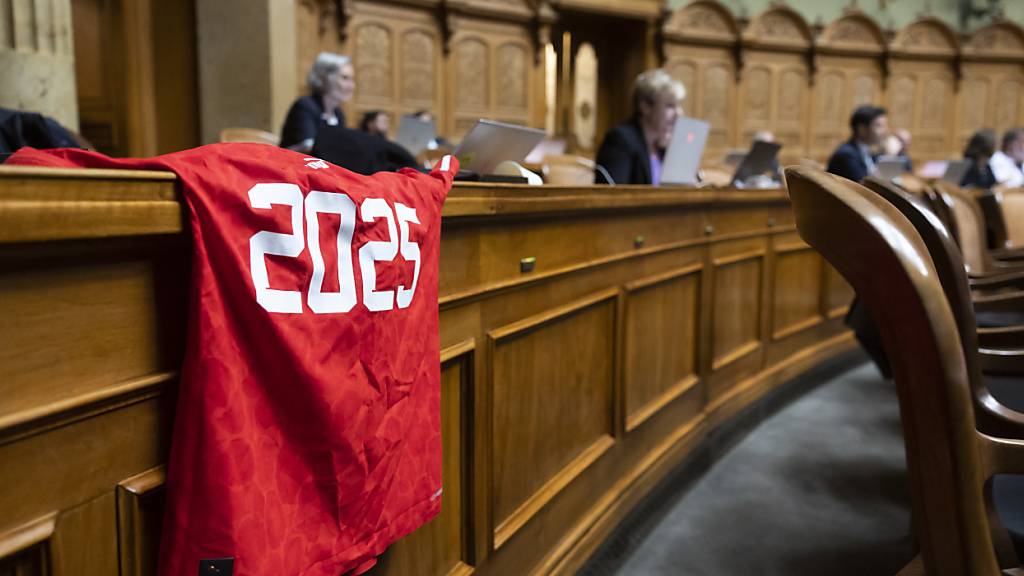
[218,127,280,146]
[786,166,1024,576]
[542,154,596,185]
[862,176,1024,380]
[931,181,1024,279]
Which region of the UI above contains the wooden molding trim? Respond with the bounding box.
[487,287,620,342]
[625,374,700,433]
[772,314,825,342]
[711,340,762,372]
[0,371,176,445]
[0,513,57,561]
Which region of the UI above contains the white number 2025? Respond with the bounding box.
[247,183,421,314]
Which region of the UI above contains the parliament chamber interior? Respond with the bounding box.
[5,0,1024,574]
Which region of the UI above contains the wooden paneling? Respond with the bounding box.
[658,2,1024,164]
[489,290,617,548]
[380,344,473,575]
[341,1,446,136]
[825,266,855,319]
[623,264,702,431]
[771,243,822,340]
[0,167,857,576]
[710,250,764,371]
[116,468,165,576]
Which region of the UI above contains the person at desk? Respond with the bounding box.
[280,52,355,153]
[826,105,888,182]
[990,128,1024,188]
[594,69,685,185]
[359,110,390,139]
[961,128,998,189]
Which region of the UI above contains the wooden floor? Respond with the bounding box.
[0,167,855,575]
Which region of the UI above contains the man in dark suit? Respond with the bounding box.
[826,105,889,183]
[594,69,685,185]
[828,105,892,378]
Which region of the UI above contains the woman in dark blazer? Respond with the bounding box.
[280,52,355,153]
[594,69,685,185]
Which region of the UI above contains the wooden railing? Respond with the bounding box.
[0,166,855,575]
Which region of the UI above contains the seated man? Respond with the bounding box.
[989,128,1024,188]
[594,69,685,185]
[826,105,889,182]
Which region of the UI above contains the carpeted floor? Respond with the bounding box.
[583,361,916,576]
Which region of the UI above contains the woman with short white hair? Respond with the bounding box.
[594,69,685,185]
[280,52,356,153]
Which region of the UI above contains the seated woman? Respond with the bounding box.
[594,69,685,185]
[280,52,355,153]
[961,128,997,189]
[359,110,390,139]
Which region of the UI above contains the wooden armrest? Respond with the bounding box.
[979,348,1024,375]
[971,270,1024,291]
[992,248,1024,261]
[979,326,1024,348]
[974,291,1024,313]
[981,434,1024,475]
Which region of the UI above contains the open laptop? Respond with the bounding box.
[454,119,547,175]
[661,118,710,185]
[941,159,970,184]
[394,114,436,157]
[732,141,782,184]
[875,157,907,180]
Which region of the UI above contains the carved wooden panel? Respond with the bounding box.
[963,22,1024,61]
[380,345,472,576]
[711,253,763,370]
[402,30,436,103]
[742,6,812,51]
[738,52,809,158]
[448,17,535,140]
[624,265,701,431]
[811,55,882,160]
[664,44,735,155]
[573,42,598,150]
[345,2,446,136]
[294,0,345,95]
[890,17,958,58]
[455,38,489,109]
[771,246,822,340]
[489,290,616,548]
[817,11,885,56]
[662,0,738,45]
[885,62,955,160]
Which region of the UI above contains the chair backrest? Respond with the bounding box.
[542,154,596,186]
[933,181,989,273]
[786,166,1012,576]
[992,188,1024,248]
[862,177,1024,437]
[219,127,280,146]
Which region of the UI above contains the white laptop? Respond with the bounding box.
[875,157,907,180]
[394,114,436,157]
[941,159,970,184]
[661,118,710,185]
[454,119,547,174]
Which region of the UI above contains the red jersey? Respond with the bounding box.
[10,144,457,575]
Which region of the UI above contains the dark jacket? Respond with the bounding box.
[961,160,997,189]
[280,95,346,149]
[312,126,419,175]
[594,119,652,185]
[0,108,79,154]
[826,138,872,182]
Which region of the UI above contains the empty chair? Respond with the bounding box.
[218,127,280,146]
[786,166,1024,576]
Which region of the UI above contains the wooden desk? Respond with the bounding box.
[0,168,855,575]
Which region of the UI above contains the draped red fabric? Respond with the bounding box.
[10,144,457,575]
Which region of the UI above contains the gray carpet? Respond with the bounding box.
[592,361,915,576]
